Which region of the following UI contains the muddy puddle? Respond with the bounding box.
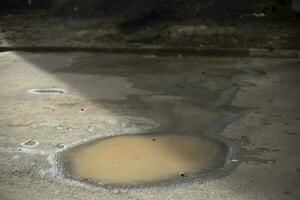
[61,134,227,185]
[53,55,246,187]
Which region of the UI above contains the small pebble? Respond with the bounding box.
[55,144,65,149]
[88,126,95,132]
[112,189,121,194]
[23,139,37,146]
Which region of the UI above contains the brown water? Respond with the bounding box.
[63,134,227,185]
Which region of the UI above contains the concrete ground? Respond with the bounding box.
[0,51,299,200]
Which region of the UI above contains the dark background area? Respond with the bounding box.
[0,0,295,18]
[0,0,299,50]
[0,0,50,8]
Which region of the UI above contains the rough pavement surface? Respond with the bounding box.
[0,52,299,199]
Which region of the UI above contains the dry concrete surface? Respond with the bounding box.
[0,51,299,200]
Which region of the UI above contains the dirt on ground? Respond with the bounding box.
[0,8,299,49]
